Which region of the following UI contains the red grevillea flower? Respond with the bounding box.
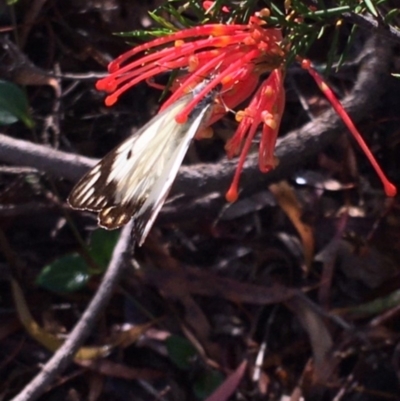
[96,6,396,200]
[96,13,288,201]
[96,17,284,120]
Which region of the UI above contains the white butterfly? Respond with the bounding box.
[68,81,217,246]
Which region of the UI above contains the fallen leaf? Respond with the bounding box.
[269,181,314,272]
[135,265,297,305]
[204,360,247,401]
[11,278,111,360]
[77,359,163,381]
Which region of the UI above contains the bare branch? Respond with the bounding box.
[0,35,392,221]
[10,222,134,401]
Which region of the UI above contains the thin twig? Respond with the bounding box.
[342,12,400,44]
[10,221,134,401]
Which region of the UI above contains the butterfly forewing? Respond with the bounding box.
[68,83,216,244]
[134,101,214,243]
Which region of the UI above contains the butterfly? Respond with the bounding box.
[68,81,218,246]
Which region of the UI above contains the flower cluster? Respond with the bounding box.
[96,3,396,199]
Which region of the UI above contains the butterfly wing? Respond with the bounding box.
[68,88,214,244]
[134,101,213,244]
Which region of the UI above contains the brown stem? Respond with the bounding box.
[10,222,133,401]
[0,35,392,221]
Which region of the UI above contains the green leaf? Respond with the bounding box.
[115,28,174,38]
[164,4,192,28]
[0,109,18,125]
[354,4,364,13]
[148,11,177,31]
[36,253,89,293]
[339,289,400,318]
[269,2,285,17]
[325,21,341,76]
[193,370,224,400]
[337,24,358,69]
[384,8,400,24]
[302,5,350,21]
[364,0,378,17]
[36,230,119,292]
[0,80,34,128]
[317,25,326,40]
[6,0,19,4]
[89,229,120,271]
[166,335,197,370]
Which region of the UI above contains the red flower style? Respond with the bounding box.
[225,68,285,201]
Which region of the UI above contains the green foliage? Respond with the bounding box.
[364,0,378,17]
[264,0,393,69]
[341,289,400,318]
[89,229,120,272]
[384,7,400,23]
[115,28,175,40]
[36,230,119,293]
[116,0,396,74]
[36,253,90,293]
[193,369,224,400]
[166,335,197,369]
[165,335,224,399]
[0,80,34,128]
[166,335,224,400]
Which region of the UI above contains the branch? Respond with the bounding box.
[10,222,134,401]
[342,12,400,44]
[0,35,392,219]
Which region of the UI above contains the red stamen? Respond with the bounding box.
[97,46,179,90]
[108,46,177,78]
[146,79,165,90]
[104,34,242,91]
[105,40,243,103]
[108,24,247,72]
[102,59,169,91]
[225,117,252,158]
[176,48,261,123]
[99,34,250,101]
[259,124,276,172]
[206,72,260,126]
[303,61,396,197]
[160,50,230,112]
[259,70,285,171]
[226,121,259,202]
[104,65,172,105]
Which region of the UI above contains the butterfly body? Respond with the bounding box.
[68,82,217,245]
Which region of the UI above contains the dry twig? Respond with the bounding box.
[10,222,134,401]
[0,35,392,219]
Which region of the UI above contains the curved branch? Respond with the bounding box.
[0,35,392,214]
[342,12,400,44]
[11,222,134,401]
